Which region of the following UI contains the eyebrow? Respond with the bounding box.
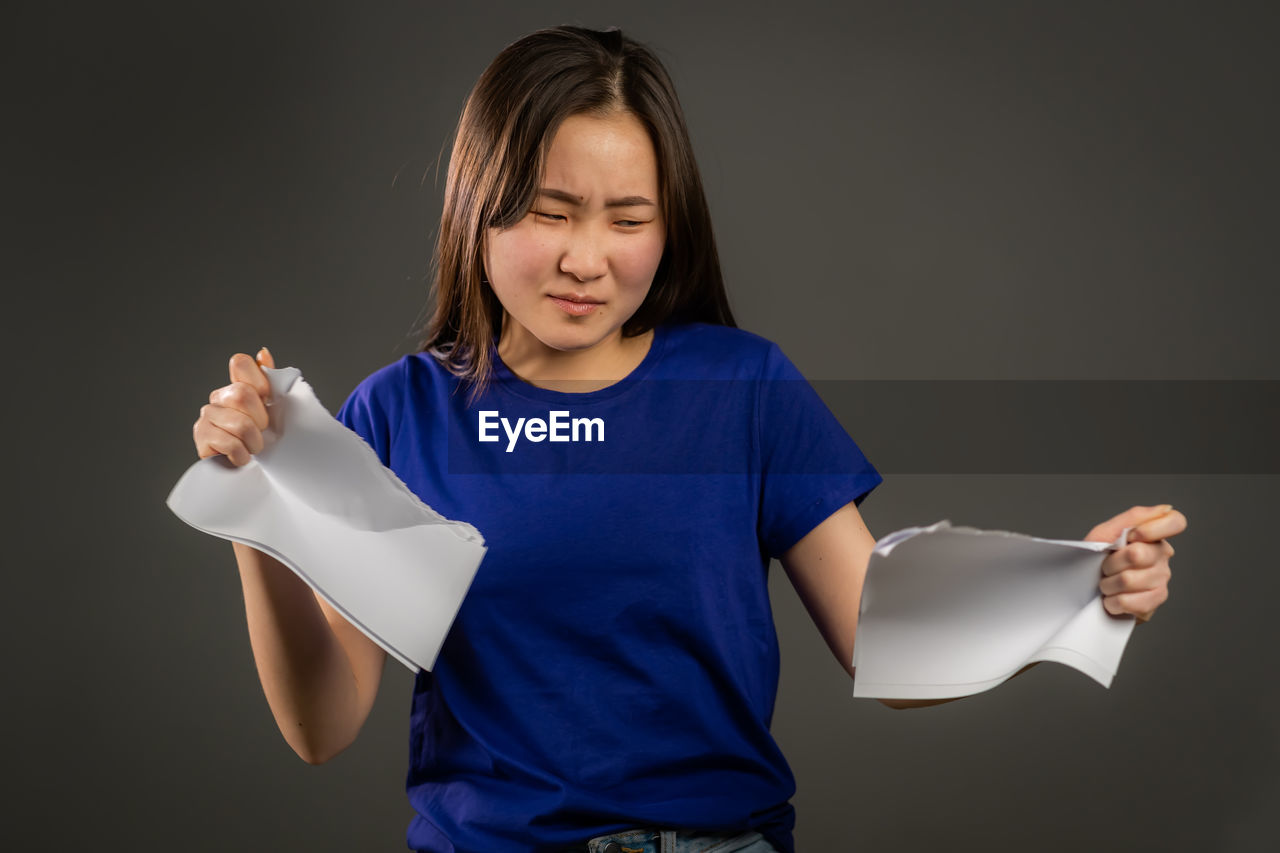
[537,188,656,208]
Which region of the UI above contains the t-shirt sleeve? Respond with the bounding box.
[756,342,882,558]
[334,368,397,468]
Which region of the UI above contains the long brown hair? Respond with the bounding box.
[417,25,735,401]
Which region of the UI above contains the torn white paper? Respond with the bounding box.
[852,520,1133,700]
[166,366,486,672]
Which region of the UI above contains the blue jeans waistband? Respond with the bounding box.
[571,827,774,853]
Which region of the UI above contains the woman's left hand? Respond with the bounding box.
[1086,504,1186,623]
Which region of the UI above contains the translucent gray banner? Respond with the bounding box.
[443,380,1279,475]
[811,380,1279,474]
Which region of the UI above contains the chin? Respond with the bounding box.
[534,323,614,353]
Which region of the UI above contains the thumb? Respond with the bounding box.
[1084,504,1173,544]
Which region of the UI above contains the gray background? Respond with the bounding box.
[8,1,1277,850]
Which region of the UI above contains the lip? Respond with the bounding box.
[547,293,603,304]
[548,294,602,316]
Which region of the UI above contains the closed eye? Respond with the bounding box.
[532,211,650,228]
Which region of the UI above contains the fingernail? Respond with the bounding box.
[1158,504,1173,513]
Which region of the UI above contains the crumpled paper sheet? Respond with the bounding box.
[166,366,486,672]
[852,520,1134,699]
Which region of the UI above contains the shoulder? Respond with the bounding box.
[349,350,458,395]
[658,321,787,380]
[663,320,777,353]
[338,351,460,419]
[335,351,462,455]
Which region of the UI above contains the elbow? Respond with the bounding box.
[298,743,331,765]
[289,728,352,766]
[851,669,922,708]
[297,741,342,766]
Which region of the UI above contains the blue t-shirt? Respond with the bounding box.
[335,321,882,853]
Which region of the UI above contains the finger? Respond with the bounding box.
[1102,585,1169,619]
[1085,504,1173,544]
[228,352,272,402]
[197,404,266,456]
[1101,542,1162,576]
[209,381,270,431]
[194,419,255,467]
[256,346,275,370]
[1128,508,1188,543]
[1099,563,1171,596]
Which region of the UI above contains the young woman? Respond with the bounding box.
[191,25,1182,853]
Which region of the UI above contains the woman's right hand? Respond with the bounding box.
[192,346,277,466]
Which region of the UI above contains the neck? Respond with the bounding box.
[497,325,654,392]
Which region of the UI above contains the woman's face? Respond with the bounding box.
[485,111,665,359]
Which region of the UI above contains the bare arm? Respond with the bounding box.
[778,501,959,710]
[195,348,389,761]
[780,501,1183,710]
[234,542,387,763]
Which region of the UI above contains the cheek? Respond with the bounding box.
[615,234,666,288]
[487,228,555,289]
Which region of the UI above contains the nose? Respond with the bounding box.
[558,228,608,283]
